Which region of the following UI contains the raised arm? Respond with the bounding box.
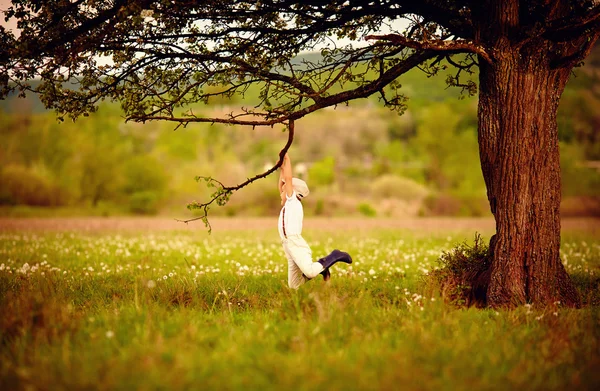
[278,169,285,194]
[281,153,294,197]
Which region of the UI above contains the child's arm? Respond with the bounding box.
[281,153,293,197]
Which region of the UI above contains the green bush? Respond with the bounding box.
[308,156,335,186]
[428,233,490,307]
[560,143,600,197]
[123,156,169,196]
[0,164,66,207]
[357,202,377,217]
[370,174,428,201]
[128,191,160,215]
[314,198,325,216]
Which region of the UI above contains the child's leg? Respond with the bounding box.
[286,236,325,279]
[283,242,308,289]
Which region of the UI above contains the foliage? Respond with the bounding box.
[128,191,161,215]
[357,202,377,217]
[370,174,429,201]
[560,143,600,198]
[421,194,491,217]
[412,103,484,193]
[558,72,600,160]
[307,156,336,187]
[429,233,491,307]
[122,156,168,198]
[1,93,598,217]
[0,164,66,207]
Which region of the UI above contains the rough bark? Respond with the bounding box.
[475,1,581,307]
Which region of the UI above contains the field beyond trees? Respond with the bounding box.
[1,218,599,390]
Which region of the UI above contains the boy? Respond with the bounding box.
[278,152,352,289]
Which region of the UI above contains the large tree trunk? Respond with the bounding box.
[477,42,580,308]
[473,0,582,308]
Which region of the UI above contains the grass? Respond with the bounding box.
[0,226,599,390]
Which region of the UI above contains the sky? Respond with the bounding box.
[0,0,18,33]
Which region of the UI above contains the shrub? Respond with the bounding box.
[357,202,377,217]
[428,233,490,307]
[0,164,66,207]
[128,191,160,215]
[122,156,168,196]
[314,198,325,216]
[370,174,428,202]
[308,156,335,186]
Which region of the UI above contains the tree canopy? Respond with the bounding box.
[2,1,595,126]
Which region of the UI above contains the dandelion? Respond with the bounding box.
[162,275,167,280]
[147,280,156,289]
[106,330,114,339]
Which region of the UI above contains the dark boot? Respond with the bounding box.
[318,249,352,270]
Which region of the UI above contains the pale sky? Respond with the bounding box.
[0,0,19,34]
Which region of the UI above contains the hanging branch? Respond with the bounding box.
[176,119,296,231]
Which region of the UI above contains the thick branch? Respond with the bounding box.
[551,32,600,69]
[543,4,600,42]
[364,34,493,64]
[130,50,437,126]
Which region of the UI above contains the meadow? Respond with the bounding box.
[0,219,599,391]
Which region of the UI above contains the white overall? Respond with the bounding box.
[278,191,324,289]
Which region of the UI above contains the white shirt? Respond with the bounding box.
[278,191,303,240]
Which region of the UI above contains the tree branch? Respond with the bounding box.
[550,32,600,69]
[543,3,600,42]
[129,50,437,126]
[176,119,296,228]
[364,33,493,64]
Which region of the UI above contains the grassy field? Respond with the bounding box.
[0,219,599,391]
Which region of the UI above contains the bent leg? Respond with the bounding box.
[286,236,324,279]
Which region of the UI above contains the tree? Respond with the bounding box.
[2,0,599,307]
